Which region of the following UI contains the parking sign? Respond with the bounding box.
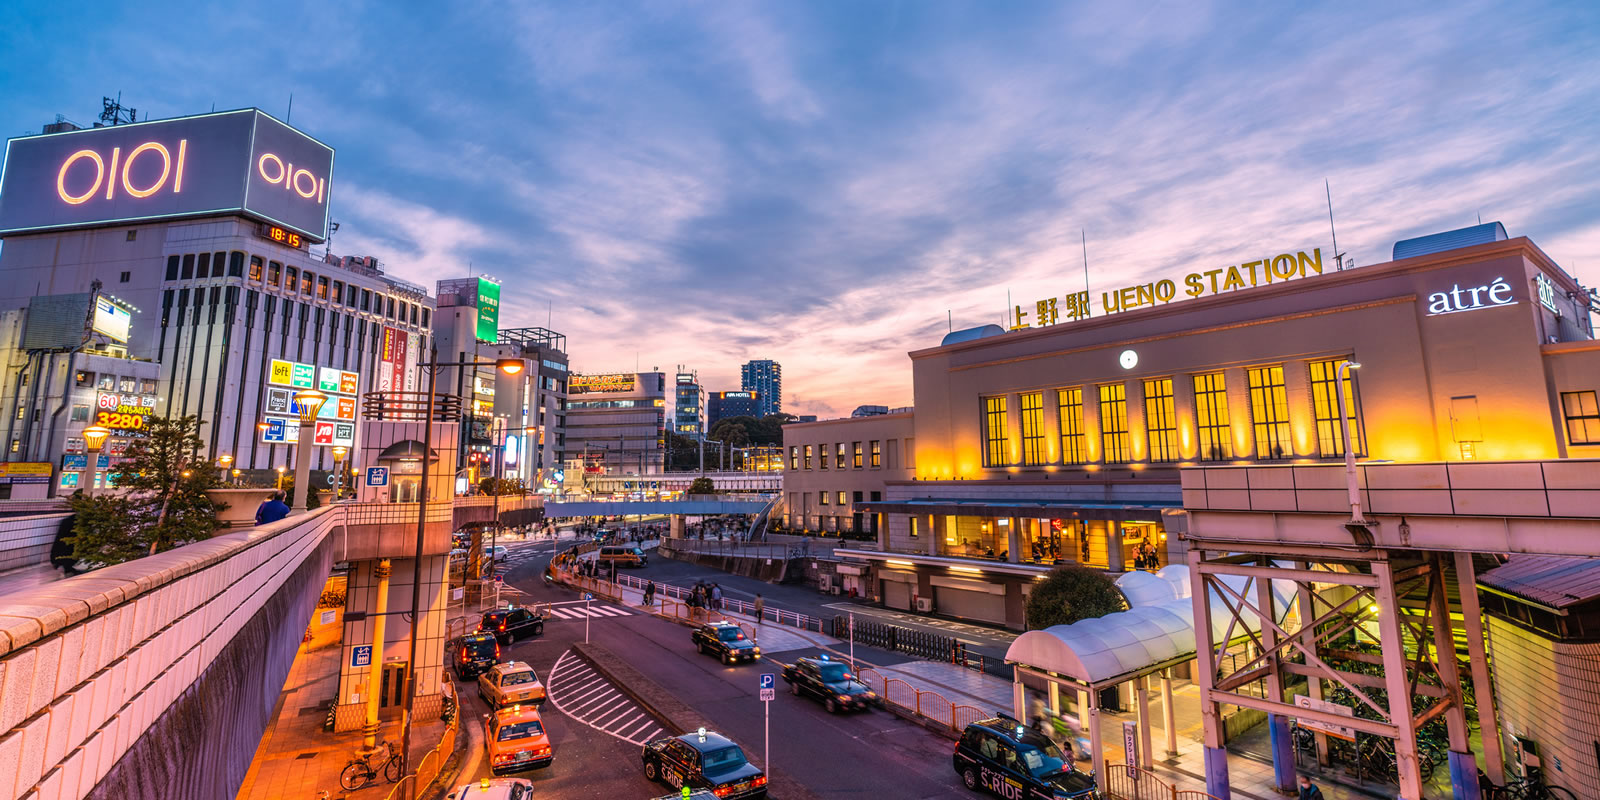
[759,673,775,690]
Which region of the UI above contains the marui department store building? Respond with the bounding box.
[792,224,1599,629]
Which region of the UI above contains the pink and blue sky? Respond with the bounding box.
[3,1,1598,418]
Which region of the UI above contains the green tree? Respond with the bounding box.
[68,415,228,566]
[1024,566,1127,630]
[687,477,716,495]
[707,418,753,448]
[478,476,525,495]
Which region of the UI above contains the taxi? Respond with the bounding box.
[691,621,761,665]
[953,716,1101,799]
[446,777,533,799]
[641,727,768,799]
[448,632,503,681]
[486,705,554,775]
[781,654,878,713]
[478,661,546,710]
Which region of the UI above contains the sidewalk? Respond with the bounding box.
[235,606,454,800]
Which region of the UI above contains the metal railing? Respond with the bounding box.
[608,572,826,633]
[379,680,460,800]
[663,538,806,560]
[1101,763,1222,800]
[853,667,986,735]
[833,615,958,661]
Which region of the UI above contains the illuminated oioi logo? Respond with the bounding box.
[56,140,189,205]
[256,153,326,202]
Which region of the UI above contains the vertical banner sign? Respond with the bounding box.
[380,326,410,393]
[402,329,417,392]
[1123,721,1138,776]
[476,277,501,343]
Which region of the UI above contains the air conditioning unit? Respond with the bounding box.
[915,597,934,613]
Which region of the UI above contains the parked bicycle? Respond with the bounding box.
[1483,770,1577,800]
[339,740,402,790]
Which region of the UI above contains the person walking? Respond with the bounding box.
[711,583,723,612]
[644,580,656,609]
[1296,775,1324,800]
[753,593,765,624]
[255,491,290,525]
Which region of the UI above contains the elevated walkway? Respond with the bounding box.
[545,498,771,517]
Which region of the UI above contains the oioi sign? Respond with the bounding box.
[0,108,334,242]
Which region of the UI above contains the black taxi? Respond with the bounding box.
[481,606,544,645]
[448,632,503,681]
[691,621,761,665]
[641,727,768,799]
[954,716,1100,800]
[781,654,878,713]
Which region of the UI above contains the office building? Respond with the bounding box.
[562,371,666,474]
[707,390,760,429]
[674,367,703,439]
[0,108,432,491]
[741,359,782,416]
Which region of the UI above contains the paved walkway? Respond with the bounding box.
[235,602,452,800]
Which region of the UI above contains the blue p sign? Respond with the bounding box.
[759,673,775,690]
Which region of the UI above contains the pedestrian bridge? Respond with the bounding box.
[544,497,772,518]
[0,494,541,800]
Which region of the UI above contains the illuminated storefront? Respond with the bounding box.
[822,223,1598,628]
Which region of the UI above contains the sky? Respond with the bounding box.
[3,1,1599,419]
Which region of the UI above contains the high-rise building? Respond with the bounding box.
[674,367,703,439]
[707,390,760,429]
[741,359,781,417]
[562,371,666,474]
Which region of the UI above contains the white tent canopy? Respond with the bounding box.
[1005,565,1297,687]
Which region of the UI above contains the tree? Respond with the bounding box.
[68,415,228,566]
[687,477,715,495]
[1024,566,1127,630]
[278,474,321,510]
[478,476,525,496]
[707,418,752,448]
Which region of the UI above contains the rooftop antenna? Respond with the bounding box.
[1325,179,1345,270]
[947,310,952,333]
[1478,212,1483,225]
[547,299,552,329]
[1081,229,1091,313]
[286,93,293,123]
[99,93,136,127]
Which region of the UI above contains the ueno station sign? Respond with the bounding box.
[0,108,334,242]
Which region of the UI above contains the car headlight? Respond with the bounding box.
[837,694,851,702]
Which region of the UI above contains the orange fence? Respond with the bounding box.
[1101,764,1221,800]
[854,667,986,736]
[380,680,461,800]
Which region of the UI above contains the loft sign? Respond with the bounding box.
[1426,276,1515,316]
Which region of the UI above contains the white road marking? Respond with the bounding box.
[545,650,662,746]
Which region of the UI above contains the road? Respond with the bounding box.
[446,536,972,799]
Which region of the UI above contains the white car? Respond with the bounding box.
[483,545,509,562]
[446,777,533,799]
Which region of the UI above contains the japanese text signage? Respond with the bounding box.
[1011,247,1327,330]
[570,373,636,393]
[269,359,317,389]
[0,109,334,241]
[95,392,156,434]
[475,277,501,343]
[0,463,52,485]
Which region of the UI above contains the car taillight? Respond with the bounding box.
[460,650,469,662]
[499,622,506,631]
[713,788,733,798]
[752,776,767,787]
[495,644,502,659]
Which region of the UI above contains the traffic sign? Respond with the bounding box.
[366,466,389,487]
[351,645,372,668]
[585,592,594,601]
[760,688,775,702]
[759,673,775,690]
[494,574,504,584]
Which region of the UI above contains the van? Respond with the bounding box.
[598,545,647,567]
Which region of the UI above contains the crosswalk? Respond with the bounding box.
[546,650,665,745]
[543,602,637,620]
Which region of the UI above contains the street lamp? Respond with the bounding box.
[332,446,348,500]
[291,389,329,510]
[276,465,286,490]
[1335,360,1364,523]
[81,425,112,497]
[219,454,233,484]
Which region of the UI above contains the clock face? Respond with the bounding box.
[1119,349,1138,370]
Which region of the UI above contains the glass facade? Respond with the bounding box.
[1143,378,1178,462]
[1310,359,1364,456]
[1020,392,1045,465]
[1099,384,1130,463]
[1248,366,1291,460]
[1562,391,1600,445]
[982,396,1008,467]
[1058,387,1086,465]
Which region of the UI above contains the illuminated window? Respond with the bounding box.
[1058,388,1086,465]
[1310,359,1364,457]
[803,445,812,469]
[1099,384,1130,463]
[1193,373,1232,461]
[819,443,828,470]
[837,491,847,506]
[1020,391,1045,465]
[316,276,329,299]
[790,446,799,470]
[268,261,282,287]
[836,443,846,469]
[1562,391,1600,445]
[1248,366,1291,460]
[982,396,1008,467]
[301,271,315,295]
[285,266,298,291]
[852,442,863,469]
[870,440,881,468]
[820,491,829,506]
[249,256,263,282]
[1143,379,1178,462]
[909,516,919,538]
[331,280,344,304]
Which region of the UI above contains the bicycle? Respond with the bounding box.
[1485,771,1578,800]
[339,740,402,791]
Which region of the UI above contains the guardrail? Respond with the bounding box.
[380,680,460,800]
[1101,763,1221,800]
[853,666,986,735]
[609,572,826,633]
[833,615,958,661]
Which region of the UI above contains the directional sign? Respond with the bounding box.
[351,645,372,668]
[759,673,775,690]
[366,467,389,487]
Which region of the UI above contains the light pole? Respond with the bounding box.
[332,446,348,500]
[291,389,329,510]
[218,454,233,485]
[276,465,286,490]
[1334,360,1364,523]
[387,351,522,794]
[81,425,111,497]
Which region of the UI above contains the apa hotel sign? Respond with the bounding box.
[0,108,334,241]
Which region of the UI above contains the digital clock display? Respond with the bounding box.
[259,224,303,249]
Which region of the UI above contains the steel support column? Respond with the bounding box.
[1373,559,1423,800]
[1455,551,1504,785]
[1188,547,1231,800]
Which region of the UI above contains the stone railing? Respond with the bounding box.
[0,507,340,800]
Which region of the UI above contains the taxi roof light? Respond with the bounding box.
[697,726,707,741]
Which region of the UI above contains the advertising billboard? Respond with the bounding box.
[91,296,132,342]
[570,373,636,393]
[379,326,412,393]
[475,277,501,342]
[260,359,358,447]
[0,108,334,241]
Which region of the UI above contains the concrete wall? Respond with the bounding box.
[0,514,71,575]
[1487,616,1600,797]
[0,506,338,800]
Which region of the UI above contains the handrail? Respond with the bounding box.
[379,680,460,800]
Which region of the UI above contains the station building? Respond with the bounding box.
[0,109,433,491]
[793,224,1600,629]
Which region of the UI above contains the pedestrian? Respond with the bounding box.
[1296,775,1324,800]
[255,491,290,525]
[711,583,723,611]
[644,580,656,608]
[753,593,764,624]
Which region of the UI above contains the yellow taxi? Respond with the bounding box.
[486,705,554,775]
[477,661,546,710]
[446,777,533,799]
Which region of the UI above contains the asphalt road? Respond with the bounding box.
[476,536,973,799]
